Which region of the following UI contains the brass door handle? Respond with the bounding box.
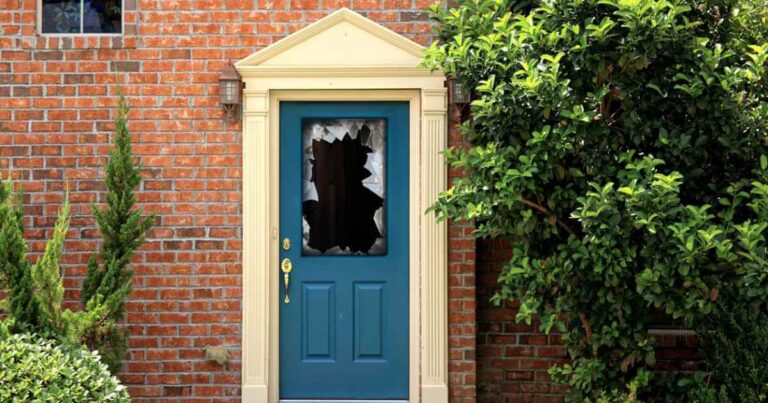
[281,258,292,304]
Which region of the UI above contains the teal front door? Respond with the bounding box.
[279,101,410,400]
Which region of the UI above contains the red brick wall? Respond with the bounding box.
[447,106,477,402]
[476,239,568,403]
[0,1,482,402]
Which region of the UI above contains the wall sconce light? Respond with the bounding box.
[448,77,471,122]
[218,63,242,123]
[448,77,471,106]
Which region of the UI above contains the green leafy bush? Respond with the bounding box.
[691,303,768,402]
[424,0,768,400]
[0,333,130,402]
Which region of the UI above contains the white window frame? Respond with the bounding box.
[37,0,125,36]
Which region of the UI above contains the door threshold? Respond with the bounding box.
[280,400,408,403]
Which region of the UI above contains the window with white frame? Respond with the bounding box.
[40,0,122,34]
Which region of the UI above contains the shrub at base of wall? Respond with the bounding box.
[0,333,130,402]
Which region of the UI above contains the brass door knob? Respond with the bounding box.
[281,258,292,304]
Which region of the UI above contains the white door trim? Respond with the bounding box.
[237,9,448,403]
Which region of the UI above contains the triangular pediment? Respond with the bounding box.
[236,8,427,74]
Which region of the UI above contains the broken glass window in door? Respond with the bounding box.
[302,119,386,255]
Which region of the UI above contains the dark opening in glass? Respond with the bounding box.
[302,119,387,256]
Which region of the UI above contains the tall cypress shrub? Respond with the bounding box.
[80,94,155,372]
[0,182,39,328]
[30,194,70,335]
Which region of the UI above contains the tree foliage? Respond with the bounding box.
[424,0,768,399]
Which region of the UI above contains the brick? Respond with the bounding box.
[110,61,141,72]
[163,386,192,397]
[34,50,64,60]
[63,74,94,84]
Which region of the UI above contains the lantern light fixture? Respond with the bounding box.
[448,77,471,105]
[218,63,242,123]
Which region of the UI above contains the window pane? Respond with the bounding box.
[41,0,82,34]
[226,81,237,102]
[83,0,122,34]
[302,119,387,256]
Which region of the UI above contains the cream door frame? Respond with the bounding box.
[236,9,448,403]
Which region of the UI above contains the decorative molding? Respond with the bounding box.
[240,76,445,92]
[420,88,449,403]
[241,89,271,402]
[235,8,424,68]
[237,66,439,78]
